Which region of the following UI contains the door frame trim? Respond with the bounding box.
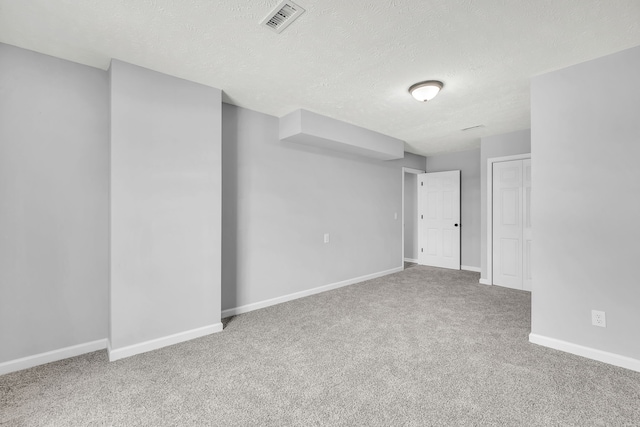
[486,154,531,285]
[402,167,425,269]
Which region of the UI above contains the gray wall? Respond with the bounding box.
[426,149,481,269]
[0,43,109,362]
[109,60,222,350]
[531,46,640,360]
[403,173,418,260]
[480,130,531,279]
[221,104,425,312]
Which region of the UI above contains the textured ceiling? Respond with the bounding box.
[1,0,639,155]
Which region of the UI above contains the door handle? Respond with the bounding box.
[454,224,459,227]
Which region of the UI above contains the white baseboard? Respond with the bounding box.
[479,278,491,285]
[461,265,481,273]
[0,339,107,376]
[108,323,223,362]
[403,258,419,263]
[529,333,640,373]
[222,266,403,318]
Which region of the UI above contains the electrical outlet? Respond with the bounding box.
[324,233,330,244]
[591,310,606,328]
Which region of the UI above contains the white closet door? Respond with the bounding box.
[493,160,523,289]
[418,170,460,270]
[522,159,532,291]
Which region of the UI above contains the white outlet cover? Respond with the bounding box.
[591,310,606,327]
[324,233,330,243]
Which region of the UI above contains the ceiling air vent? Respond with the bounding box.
[461,125,485,132]
[260,1,305,33]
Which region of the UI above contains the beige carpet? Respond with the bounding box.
[1,266,639,426]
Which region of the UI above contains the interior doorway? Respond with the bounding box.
[402,167,425,269]
[486,154,531,290]
[418,170,461,270]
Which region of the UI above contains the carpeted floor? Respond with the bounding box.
[2,266,640,426]
[403,261,418,269]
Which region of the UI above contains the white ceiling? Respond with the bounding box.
[1,0,639,156]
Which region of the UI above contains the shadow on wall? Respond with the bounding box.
[221,105,239,313]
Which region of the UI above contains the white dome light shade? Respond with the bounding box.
[409,80,443,102]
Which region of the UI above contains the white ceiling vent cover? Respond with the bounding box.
[461,125,485,131]
[260,1,305,33]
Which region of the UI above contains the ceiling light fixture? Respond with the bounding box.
[409,80,443,102]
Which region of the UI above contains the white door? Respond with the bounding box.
[418,171,460,270]
[492,159,531,290]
